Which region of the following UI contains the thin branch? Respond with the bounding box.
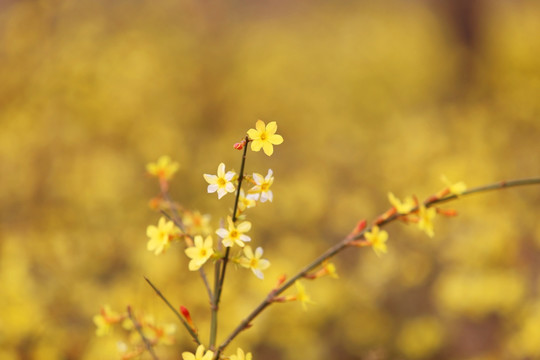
[126,305,159,360]
[215,177,540,356]
[366,177,540,234]
[210,136,250,349]
[144,277,201,345]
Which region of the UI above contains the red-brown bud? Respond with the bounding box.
[437,208,458,217]
[276,274,287,287]
[180,305,194,327]
[234,140,246,150]
[352,219,367,234]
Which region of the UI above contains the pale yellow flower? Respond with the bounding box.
[216,216,252,248]
[182,345,214,360]
[441,175,467,196]
[183,211,212,236]
[247,120,284,156]
[185,235,214,271]
[203,163,236,199]
[322,262,339,279]
[237,189,256,214]
[93,305,122,336]
[146,217,181,255]
[365,225,389,257]
[295,281,315,310]
[239,246,270,279]
[388,192,415,214]
[248,169,274,202]
[146,156,179,180]
[418,205,436,237]
[229,348,253,360]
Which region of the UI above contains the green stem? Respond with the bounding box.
[215,177,540,356]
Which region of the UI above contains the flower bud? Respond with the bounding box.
[234,140,246,150]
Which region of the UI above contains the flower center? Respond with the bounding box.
[230,230,239,239]
[158,231,168,241]
[217,177,226,187]
[260,132,267,141]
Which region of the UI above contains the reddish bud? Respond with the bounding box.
[276,274,287,287]
[148,197,162,210]
[437,208,458,217]
[352,219,367,234]
[180,305,195,326]
[234,140,246,150]
[180,306,190,319]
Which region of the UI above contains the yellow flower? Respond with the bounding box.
[441,175,467,196]
[295,281,315,310]
[182,345,214,360]
[185,235,214,271]
[247,120,284,156]
[322,262,339,279]
[203,163,236,199]
[248,169,274,202]
[388,192,415,214]
[365,225,389,257]
[146,217,181,255]
[309,261,339,279]
[229,348,253,360]
[237,189,257,214]
[153,323,177,345]
[216,216,252,248]
[239,246,271,279]
[418,205,436,237]
[146,156,179,180]
[183,211,212,236]
[93,305,122,336]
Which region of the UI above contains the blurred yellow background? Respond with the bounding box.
[1,0,540,359]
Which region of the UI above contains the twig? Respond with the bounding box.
[144,277,201,345]
[214,177,540,356]
[210,135,250,348]
[126,305,159,360]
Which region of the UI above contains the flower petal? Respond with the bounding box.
[216,228,228,238]
[250,140,263,152]
[217,188,227,199]
[188,260,201,271]
[247,128,259,139]
[266,121,277,134]
[254,246,263,257]
[262,142,274,156]
[243,246,254,258]
[255,119,266,132]
[259,259,270,270]
[225,182,235,193]
[182,352,196,360]
[217,163,225,177]
[203,174,217,184]
[269,134,283,145]
[239,234,251,243]
[252,268,264,279]
[237,221,252,232]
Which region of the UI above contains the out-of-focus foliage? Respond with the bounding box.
[1,0,539,359]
